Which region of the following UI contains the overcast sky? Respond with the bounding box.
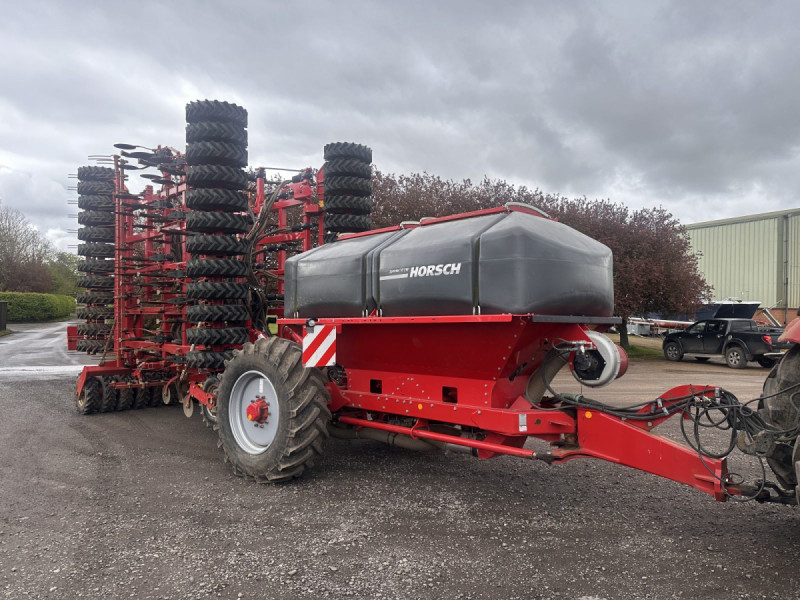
[1,1,798,251]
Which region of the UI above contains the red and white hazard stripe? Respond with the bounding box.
[302,325,336,367]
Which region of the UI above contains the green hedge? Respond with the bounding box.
[0,292,76,322]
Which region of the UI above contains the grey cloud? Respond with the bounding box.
[1,0,799,249]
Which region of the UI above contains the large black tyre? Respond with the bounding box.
[187,234,248,257]
[117,385,134,412]
[147,387,163,408]
[186,100,248,127]
[77,291,113,305]
[78,195,114,211]
[77,243,114,258]
[77,166,114,181]
[186,141,248,168]
[187,327,249,346]
[186,165,249,190]
[78,259,114,274]
[186,258,248,278]
[77,210,114,226]
[186,121,247,145]
[185,350,234,370]
[186,211,253,235]
[77,275,114,289]
[323,159,372,178]
[216,337,331,482]
[76,376,102,415]
[324,195,372,215]
[76,306,114,320]
[131,387,148,410]
[77,339,105,354]
[100,377,119,413]
[78,226,114,243]
[77,323,113,336]
[663,341,683,362]
[77,180,114,195]
[324,176,372,196]
[187,282,249,300]
[187,303,249,323]
[323,142,372,163]
[756,355,776,368]
[760,345,800,489]
[724,345,747,369]
[186,188,249,212]
[325,213,372,233]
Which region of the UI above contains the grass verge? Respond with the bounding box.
[0,329,14,337]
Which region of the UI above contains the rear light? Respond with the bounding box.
[762,335,773,345]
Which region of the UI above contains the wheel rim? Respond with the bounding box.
[729,349,742,365]
[229,370,280,455]
[202,404,218,424]
[666,345,679,359]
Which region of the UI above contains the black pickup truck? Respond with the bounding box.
[662,318,790,368]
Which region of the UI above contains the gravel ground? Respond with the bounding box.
[0,324,798,599]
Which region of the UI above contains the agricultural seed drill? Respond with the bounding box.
[69,100,799,506]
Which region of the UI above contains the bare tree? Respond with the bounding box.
[0,202,54,292]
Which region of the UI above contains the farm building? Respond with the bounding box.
[685,208,800,325]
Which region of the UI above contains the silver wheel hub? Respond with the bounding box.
[229,370,280,455]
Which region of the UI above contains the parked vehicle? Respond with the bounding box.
[662,318,790,368]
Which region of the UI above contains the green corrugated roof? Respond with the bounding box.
[686,208,800,229]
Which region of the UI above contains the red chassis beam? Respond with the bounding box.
[333,380,730,502]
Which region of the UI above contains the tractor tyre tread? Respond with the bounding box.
[186,121,248,145]
[78,259,114,274]
[324,175,372,196]
[77,291,113,305]
[324,213,372,233]
[186,304,249,323]
[186,166,248,191]
[186,188,250,213]
[186,100,248,127]
[323,159,372,178]
[186,211,253,235]
[187,281,249,300]
[323,142,372,163]
[76,339,105,355]
[78,195,114,211]
[100,377,118,413]
[186,327,249,346]
[77,323,112,336]
[77,180,114,195]
[77,243,114,258]
[77,166,114,181]
[186,258,248,278]
[186,141,248,168]
[76,376,102,414]
[186,234,248,257]
[77,210,114,226]
[78,226,115,243]
[77,275,114,289]
[324,195,372,215]
[185,350,234,370]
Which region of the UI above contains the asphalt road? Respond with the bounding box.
[0,323,798,599]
